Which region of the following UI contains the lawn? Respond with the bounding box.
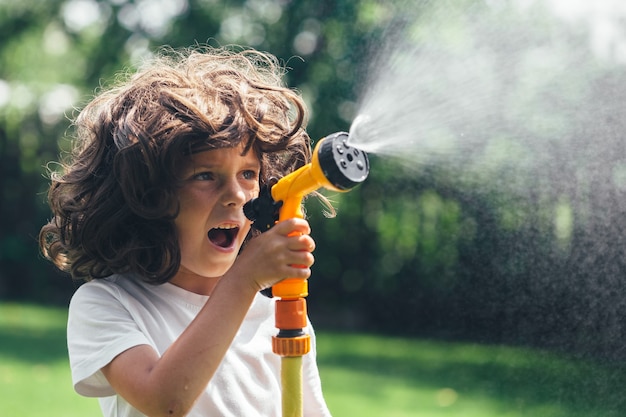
[317,333,626,417]
[1,303,625,417]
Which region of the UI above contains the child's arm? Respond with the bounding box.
[101,218,315,417]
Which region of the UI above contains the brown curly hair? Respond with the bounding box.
[39,46,312,284]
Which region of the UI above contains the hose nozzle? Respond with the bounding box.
[244,132,369,230]
[243,132,370,359]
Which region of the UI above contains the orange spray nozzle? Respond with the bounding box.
[242,131,369,356]
[243,131,370,300]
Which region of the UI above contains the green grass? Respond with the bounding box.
[317,333,626,417]
[0,303,100,416]
[1,303,625,417]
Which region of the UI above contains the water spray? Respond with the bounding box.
[244,131,369,417]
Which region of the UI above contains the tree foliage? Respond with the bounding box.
[3,0,626,359]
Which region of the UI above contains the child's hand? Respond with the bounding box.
[231,218,315,293]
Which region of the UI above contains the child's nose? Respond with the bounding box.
[220,179,247,207]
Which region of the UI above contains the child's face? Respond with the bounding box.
[175,145,260,278]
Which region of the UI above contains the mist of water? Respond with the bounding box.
[347,1,623,196]
[342,0,626,360]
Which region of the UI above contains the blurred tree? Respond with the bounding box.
[3,0,626,359]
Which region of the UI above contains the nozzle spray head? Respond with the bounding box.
[315,131,369,191]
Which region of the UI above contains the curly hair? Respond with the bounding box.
[39,46,312,284]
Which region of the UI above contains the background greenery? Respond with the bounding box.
[2,0,626,375]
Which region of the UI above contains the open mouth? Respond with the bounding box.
[208,224,240,248]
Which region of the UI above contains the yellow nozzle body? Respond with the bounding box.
[270,132,369,300]
[271,145,341,221]
[242,132,369,358]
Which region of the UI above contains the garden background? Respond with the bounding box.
[2,0,626,415]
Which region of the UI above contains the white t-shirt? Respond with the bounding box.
[67,275,332,417]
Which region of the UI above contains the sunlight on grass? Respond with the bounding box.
[1,303,625,417]
[0,303,100,417]
[0,360,99,417]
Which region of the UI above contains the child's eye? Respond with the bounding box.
[242,170,258,180]
[194,172,215,181]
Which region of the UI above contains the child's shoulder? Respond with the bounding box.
[70,274,147,307]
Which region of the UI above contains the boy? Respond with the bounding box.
[40,46,332,417]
